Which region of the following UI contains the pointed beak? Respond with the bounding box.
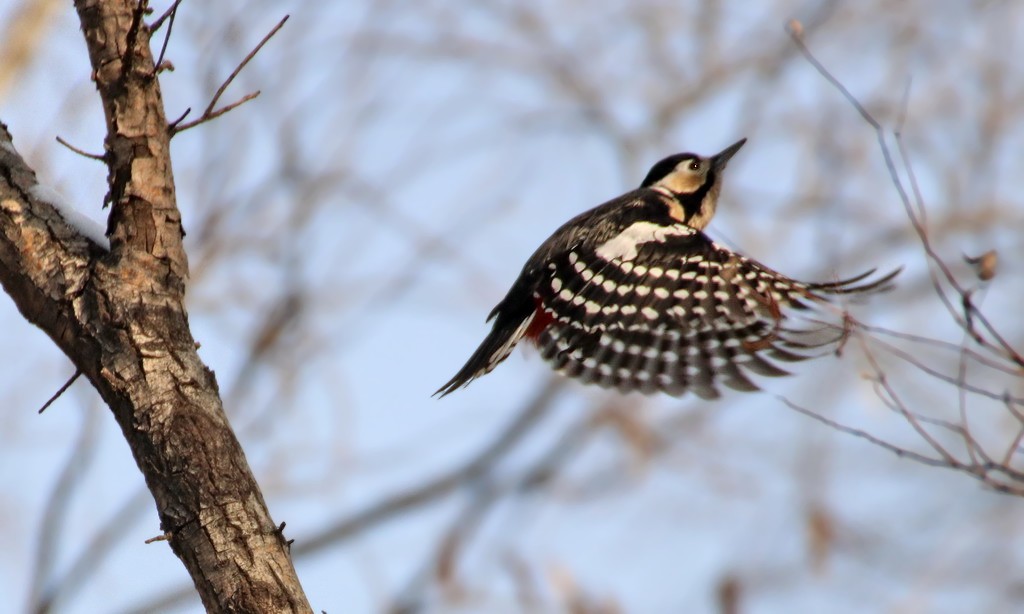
[711,138,747,172]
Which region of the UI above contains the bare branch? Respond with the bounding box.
[149,0,182,33]
[172,91,260,133]
[788,20,1023,368]
[170,15,288,134]
[152,0,180,72]
[36,369,82,414]
[54,136,104,162]
[0,1,313,610]
[778,395,957,469]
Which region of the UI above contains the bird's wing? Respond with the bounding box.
[532,225,893,398]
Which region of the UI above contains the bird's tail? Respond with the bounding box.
[434,314,534,398]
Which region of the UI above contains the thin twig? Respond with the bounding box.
[1001,421,1024,469]
[778,396,950,468]
[860,370,963,434]
[865,332,1024,405]
[171,15,289,135]
[893,79,928,226]
[37,370,82,414]
[154,0,180,72]
[150,0,183,33]
[786,24,879,129]
[204,15,287,117]
[957,328,979,465]
[783,397,1024,496]
[859,323,1021,377]
[789,22,1023,368]
[167,106,191,129]
[999,392,1024,470]
[55,137,104,162]
[788,20,1024,493]
[857,334,958,464]
[172,92,260,133]
[788,25,957,321]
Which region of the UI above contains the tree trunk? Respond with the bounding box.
[0,1,311,611]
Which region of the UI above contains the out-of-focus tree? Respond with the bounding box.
[0,0,1021,612]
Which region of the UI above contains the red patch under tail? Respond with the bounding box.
[523,296,554,343]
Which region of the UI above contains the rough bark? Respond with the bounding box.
[0,1,311,611]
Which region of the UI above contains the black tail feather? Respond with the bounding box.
[808,267,902,295]
[434,319,527,398]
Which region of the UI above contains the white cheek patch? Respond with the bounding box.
[594,221,693,262]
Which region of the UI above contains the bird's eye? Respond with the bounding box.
[688,161,701,171]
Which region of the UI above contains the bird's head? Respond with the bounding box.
[640,138,746,230]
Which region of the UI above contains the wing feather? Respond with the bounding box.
[533,224,893,397]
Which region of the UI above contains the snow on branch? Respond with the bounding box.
[28,184,110,250]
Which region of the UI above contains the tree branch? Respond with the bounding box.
[0,0,312,610]
[170,15,288,134]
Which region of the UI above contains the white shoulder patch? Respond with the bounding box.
[594,221,692,262]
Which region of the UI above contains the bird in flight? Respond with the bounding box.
[436,139,895,398]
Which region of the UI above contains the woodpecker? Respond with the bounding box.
[436,139,896,398]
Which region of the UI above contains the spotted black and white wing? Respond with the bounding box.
[532,224,894,398]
